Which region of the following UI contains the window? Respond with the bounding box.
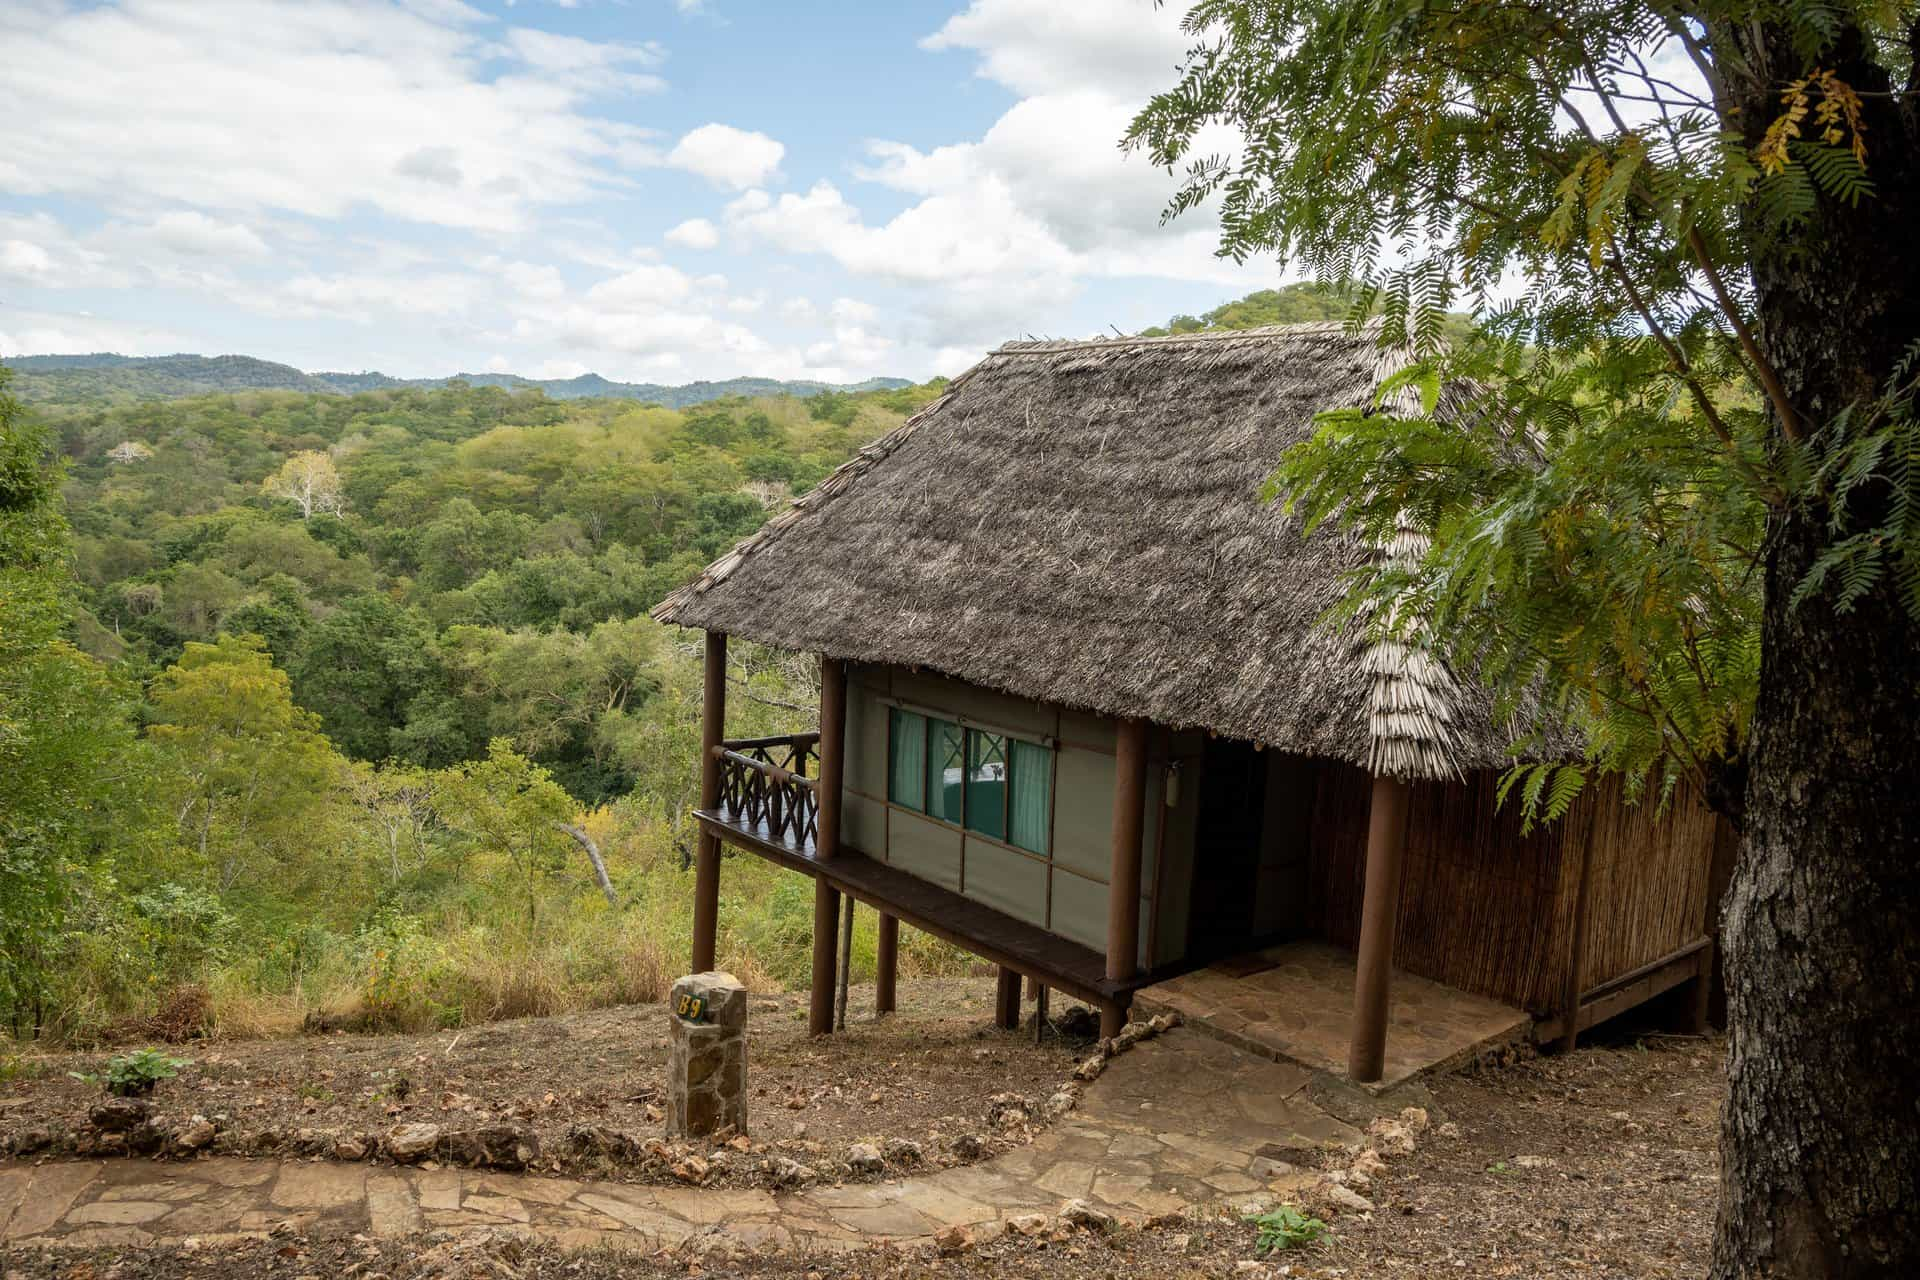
[886,706,1052,856]
[965,731,1008,841]
[928,718,964,824]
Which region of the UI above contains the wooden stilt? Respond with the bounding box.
[816,656,846,861]
[1033,984,1049,1043]
[809,879,839,1036]
[1025,974,1041,1000]
[994,966,1022,1030]
[1348,774,1411,1083]
[1557,826,1598,1055]
[809,653,847,1037]
[875,913,898,1016]
[691,631,727,973]
[1100,1002,1125,1040]
[835,896,854,1031]
[1685,941,1714,1034]
[1104,717,1149,1035]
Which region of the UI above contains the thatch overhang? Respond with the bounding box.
[653,323,1531,781]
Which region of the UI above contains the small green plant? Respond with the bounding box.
[1247,1204,1328,1253]
[69,1048,192,1097]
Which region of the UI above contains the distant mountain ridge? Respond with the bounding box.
[6,352,911,407]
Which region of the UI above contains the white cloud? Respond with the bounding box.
[0,307,193,357]
[668,123,785,190]
[117,211,271,261]
[497,259,567,300]
[584,262,699,307]
[921,0,1190,99]
[721,1,1264,347]
[0,212,129,288]
[0,1,660,234]
[279,271,487,321]
[664,217,720,249]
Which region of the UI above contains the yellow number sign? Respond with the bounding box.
[675,993,708,1022]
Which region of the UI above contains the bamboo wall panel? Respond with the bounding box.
[1305,761,1717,1013]
[1572,774,1719,990]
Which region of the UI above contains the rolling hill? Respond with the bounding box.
[6,352,910,407]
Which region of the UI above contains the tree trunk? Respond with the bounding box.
[556,822,617,906]
[1713,20,1920,1278]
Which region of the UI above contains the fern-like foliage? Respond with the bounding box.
[1126,0,1917,826]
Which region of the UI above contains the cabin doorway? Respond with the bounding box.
[1185,737,1269,959]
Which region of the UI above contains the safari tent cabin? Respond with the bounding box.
[651,325,1722,1085]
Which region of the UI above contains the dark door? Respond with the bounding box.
[1185,737,1267,958]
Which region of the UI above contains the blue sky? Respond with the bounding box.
[1,0,1284,383]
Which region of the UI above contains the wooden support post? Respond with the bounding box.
[809,880,839,1036]
[808,654,848,1037]
[1104,718,1149,1038]
[835,895,854,1031]
[1348,774,1411,1083]
[691,630,727,974]
[1033,984,1049,1044]
[1557,828,1598,1055]
[875,913,898,1016]
[816,656,846,861]
[1685,941,1714,1034]
[994,966,1022,1031]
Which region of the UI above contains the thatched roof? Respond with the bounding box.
[653,323,1528,780]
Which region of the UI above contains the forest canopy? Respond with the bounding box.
[1,366,953,1041]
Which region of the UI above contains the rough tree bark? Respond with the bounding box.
[1711,18,1920,1279]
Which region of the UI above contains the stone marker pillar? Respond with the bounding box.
[667,971,747,1138]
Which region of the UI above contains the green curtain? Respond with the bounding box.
[1009,738,1051,853]
[888,709,926,810]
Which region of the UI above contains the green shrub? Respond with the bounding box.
[71,1047,192,1096]
[1247,1204,1328,1253]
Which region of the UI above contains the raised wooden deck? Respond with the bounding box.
[695,809,1148,1011]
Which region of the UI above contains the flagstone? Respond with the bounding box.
[823,1200,935,1238]
[270,1161,366,1211]
[0,1166,32,1236]
[67,1200,173,1225]
[1032,1159,1096,1199]
[575,1191,689,1238]
[366,1172,422,1236]
[101,1180,206,1202]
[478,1172,579,1205]
[648,1185,777,1225]
[5,1163,100,1240]
[463,1193,530,1223]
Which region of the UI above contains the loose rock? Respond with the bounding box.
[880,1137,922,1167]
[934,1224,975,1255]
[88,1098,151,1133]
[172,1115,216,1152]
[846,1142,884,1175]
[1060,1199,1117,1233]
[384,1122,442,1163]
[769,1157,817,1188]
[1324,1183,1376,1214]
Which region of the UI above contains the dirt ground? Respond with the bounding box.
[1,1002,1727,1278]
[0,978,1090,1187]
[1319,1024,1724,1278]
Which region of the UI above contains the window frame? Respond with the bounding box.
[881,699,1055,858]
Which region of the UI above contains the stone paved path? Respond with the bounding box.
[1,1032,1359,1253]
